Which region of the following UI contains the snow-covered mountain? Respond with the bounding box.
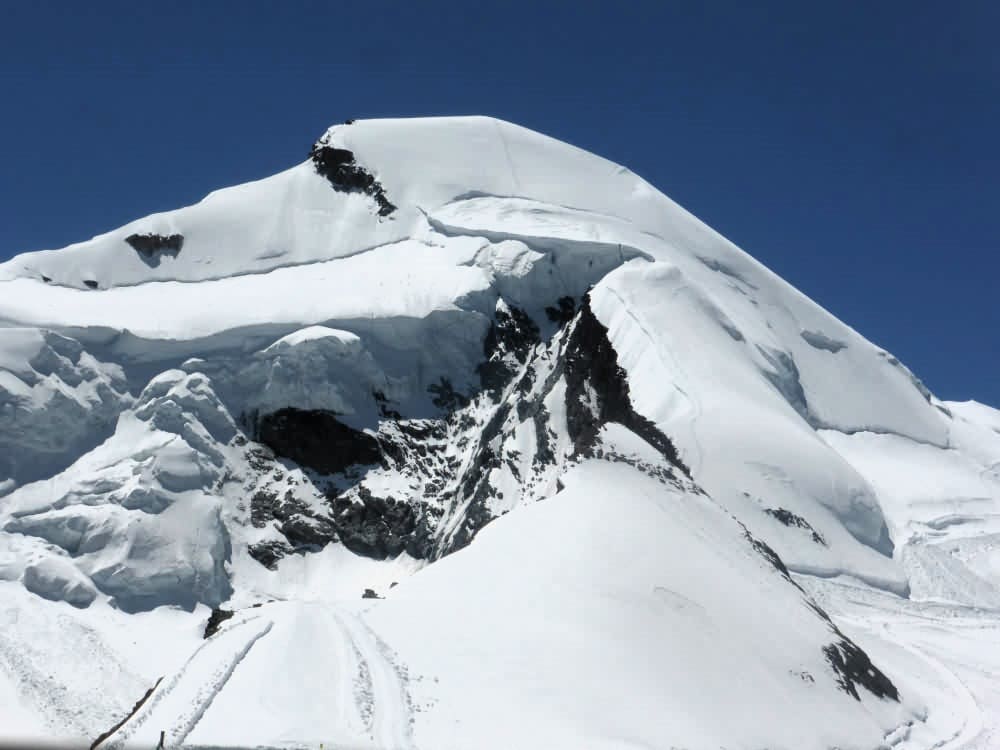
[1,116,998,749]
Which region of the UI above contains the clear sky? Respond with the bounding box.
[1,1,997,406]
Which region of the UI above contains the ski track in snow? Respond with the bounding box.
[899,637,984,750]
[168,622,274,747]
[805,577,1000,750]
[332,607,416,750]
[106,604,416,750]
[107,617,273,748]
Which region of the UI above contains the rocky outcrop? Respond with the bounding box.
[309,144,396,217]
[477,302,540,395]
[562,295,689,474]
[253,408,381,475]
[764,507,827,545]
[203,608,234,638]
[125,233,184,259]
[248,540,291,570]
[823,638,899,702]
[329,486,429,559]
[241,296,689,567]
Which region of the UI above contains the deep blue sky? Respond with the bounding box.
[1,2,997,405]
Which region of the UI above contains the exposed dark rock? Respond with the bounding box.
[447,485,497,554]
[329,486,428,559]
[125,233,184,259]
[362,588,381,599]
[41,274,51,283]
[545,295,576,324]
[738,521,794,582]
[373,389,402,419]
[477,305,540,395]
[563,295,689,475]
[239,293,689,572]
[444,400,513,553]
[244,443,275,472]
[254,408,381,475]
[280,514,337,549]
[802,599,900,702]
[750,535,791,580]
[531,405,556,467]
[249,485,339,553]
[248,540,291,570]
[83,279,98,289]
[377,418,447,472]
[594,448,682,487]
[203,608,234,638]
[823,639,899,702]
[428,377,470,412]
[309,144,396,216]
[250,489,280,528]
[764,507,827,545]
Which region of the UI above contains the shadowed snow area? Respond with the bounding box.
[0,116,998,749]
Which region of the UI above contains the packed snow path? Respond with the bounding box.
[104,601,415,750]
[802,576,1000,750]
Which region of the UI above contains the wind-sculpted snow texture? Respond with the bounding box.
[1,116,998,749]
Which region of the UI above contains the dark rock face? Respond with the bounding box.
[545,295,576,324]
[734,513,797,584]
[125,233,184,259]
[373,389,402,419]
[241,296,691,569]
[250,489,280,529]
[804,600,900,703]
[254,408,381,475]
[563,295,689,475]
[203,608,234,638]
[427,377,470,412]
[328,486,427,559]
[823,638,899,702]
[743,526,793,581]
[765,507,827,545]
[248,540,291,570]
[742,523,900,703]
[280,513,337,549]
[83,280,99,289]
[478,305,541,395]
[309,144,396,217]
[249,484,338,554]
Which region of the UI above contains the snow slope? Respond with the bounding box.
[0,116,997,749]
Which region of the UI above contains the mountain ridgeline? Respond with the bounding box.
[0,117,997,750]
